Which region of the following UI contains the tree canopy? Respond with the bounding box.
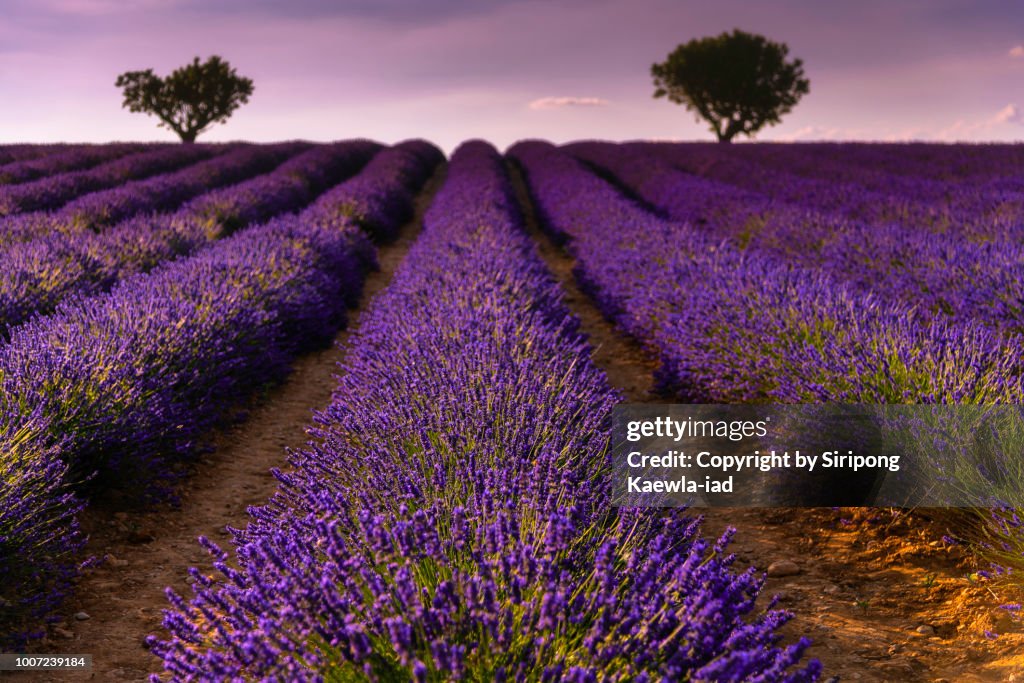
[651,29,810,143]
[115,56,254,143]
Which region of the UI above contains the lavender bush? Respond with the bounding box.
[0,144,216,215]
[556,141,1024,616]
[644,142,1024,242]
[0,144,90,169]
[0,143,307,244]
[721,141,1024,185]
[306,138,444,241]
[0,140,439,648]
[51,142,304,231]
[0,143,146,185]
[0,141,378,336]
[567,142,1024,334]
[0,427,85,648]
[149,141,820,682]
[509,141,1022,404]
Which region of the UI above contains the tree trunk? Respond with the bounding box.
[719,118,742,143]
[179,130,198,144]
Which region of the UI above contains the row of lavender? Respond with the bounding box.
[644,142,1024,242]
[510,141,1021,404]
[0,144,85,168]
[682,142,1024,197]
[149,141,820,682]
[0,140,442,647]
[0,143,150,185]
[566,142,1024,334]
[0,143,296,243]
[6,142,305,238]
[724,142,1024,184]
[0,141,375,336]
[0,144,227,215]
[516,141,1023,621]
[707,142,1024,240]
[569,139,1024,614]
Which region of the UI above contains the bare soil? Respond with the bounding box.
[10,166,445,682]
[507,161,1024,683]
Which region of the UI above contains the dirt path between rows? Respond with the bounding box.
[12,166,446,683]
[506,161,1024,683]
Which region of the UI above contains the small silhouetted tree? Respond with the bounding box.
[115,56,254,143]
[651,29,809,143]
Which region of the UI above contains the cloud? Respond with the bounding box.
[529,96,609,110]
[771,125,880,142]
[1010,45,1024,58]
[936,119,976,140]
[774,125,847,141]
[936,103,1022,140]
[993,103,1022,124]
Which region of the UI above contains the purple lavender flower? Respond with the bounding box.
[567,141,1024,335]
[149,142,820,682]
[509,141,1023,406]
[0,143,147,185]
[0,142,379,337]
[0,144,216,216]
[0,140,440,647]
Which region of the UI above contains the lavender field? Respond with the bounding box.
[1,139,1022,681]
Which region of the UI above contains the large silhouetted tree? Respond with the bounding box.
[651,30,809,143]
[115,56,254,143]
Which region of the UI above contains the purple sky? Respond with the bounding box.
[1,0,1022,150]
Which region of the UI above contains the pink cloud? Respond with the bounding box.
[772,125,879,142]
[936,103,1022,140]
[1009,45,1024,58]
[994,103,1022,124]
[529,96,609,110]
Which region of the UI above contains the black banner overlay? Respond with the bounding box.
[612,405,1024,507]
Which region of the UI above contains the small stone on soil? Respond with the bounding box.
[73,611,90,621]
[915,624,935,636]
[767,560,801,577]
[107,555,129,567]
